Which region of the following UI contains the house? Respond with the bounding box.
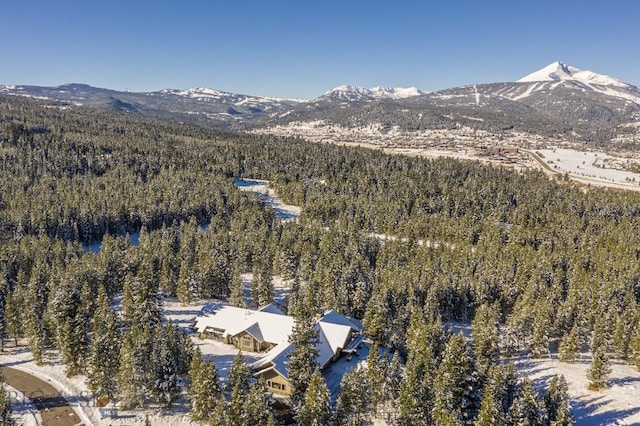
[194,304,363,398]
[194,303,294,353]
[251,310,363,397]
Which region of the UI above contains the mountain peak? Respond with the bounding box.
[518,61,578,83]
[518,62,628,87]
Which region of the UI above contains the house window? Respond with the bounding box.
[242,336,252,348]
[268,381,285,391]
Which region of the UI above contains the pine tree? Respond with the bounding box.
[243,379,274,425]
[229,266,246,308]
[252,259,274,308]
[4,290,23,346]
[432,333,481,425]
[298,369,332,426]
[472,303,500,375]
[287,314,319,406]
[530,308,550,358]
[475,387,507,426]
[631,325,640,371]
[209,395,231,426]
[227,352,251,395]
[86,287,120,403]
[0,371,16,426]
[189,348,221,421]
[558,325,580,363]
[397,309,435,425]
[587,347,611,390]
[366,342,386,410]
[117,324,153,409]
[383,350,404,402]
[544,375,574,425]
[509,377,547,426]
[335,368,371,426]
[24,267,48,365]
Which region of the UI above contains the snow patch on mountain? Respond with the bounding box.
[319,85,425,101]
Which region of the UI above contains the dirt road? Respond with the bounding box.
[1,365,84,426]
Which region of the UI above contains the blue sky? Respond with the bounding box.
[1,1,639,99]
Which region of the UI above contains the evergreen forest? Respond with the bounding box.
[2,94,640,424]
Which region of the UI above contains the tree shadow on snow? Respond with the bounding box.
[573,394,640,426]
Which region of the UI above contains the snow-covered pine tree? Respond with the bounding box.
[117,324,153,409]
[587,346,611,390]
[366,342,387,411]
[544,374,574,425]
[4,289,24,346]
[287,313,319,406]
[229,266,246,308]
[397,309,435,425]
[472,303,500,374]
[298,369,332,426]
[24,267,48,365]
[86,286,120,404]
[335,367,371,426]
[558,325,580,363]
[209,395,231,426]
[152,337,180,409]
[432,333,481,425]
[252,256,274,308]
[474,387,506,426]
[383,350,404,402]
[188,348,221,421]
[227,351,251,395]
[243,379,274,425]
[509,377,548,426]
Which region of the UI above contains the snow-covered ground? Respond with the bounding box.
[3,382,41,426]
[234,178,301,221]
[512,354,640,425]
[536,148,640,191]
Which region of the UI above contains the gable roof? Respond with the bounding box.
[252,341,294,380]
[193,303,294,347]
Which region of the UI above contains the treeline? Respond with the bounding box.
[0,95,639,422]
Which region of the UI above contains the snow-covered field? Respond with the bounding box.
[537,148,640,191]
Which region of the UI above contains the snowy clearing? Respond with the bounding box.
[511,354,640,425]
[234,178,301,221]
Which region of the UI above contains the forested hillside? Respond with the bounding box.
[1,94,640,424]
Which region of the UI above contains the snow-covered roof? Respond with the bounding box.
[252,341,294,380]
[259,303,286,315]
[194,305,254,334]
[315,310,362,368]
[197,305,362,381]
[194,303,294,346]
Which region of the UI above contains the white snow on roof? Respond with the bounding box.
[194,303,294,345]
[259,303,286,315]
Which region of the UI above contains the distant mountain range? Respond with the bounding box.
[2,62,640,146]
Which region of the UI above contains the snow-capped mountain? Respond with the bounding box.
[518,61,628,87]
[2,62,639,145]
[0,83,304,126]
[318,85,425,102]
[506,61,640,104]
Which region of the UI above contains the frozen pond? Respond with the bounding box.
[234,178,301,221]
